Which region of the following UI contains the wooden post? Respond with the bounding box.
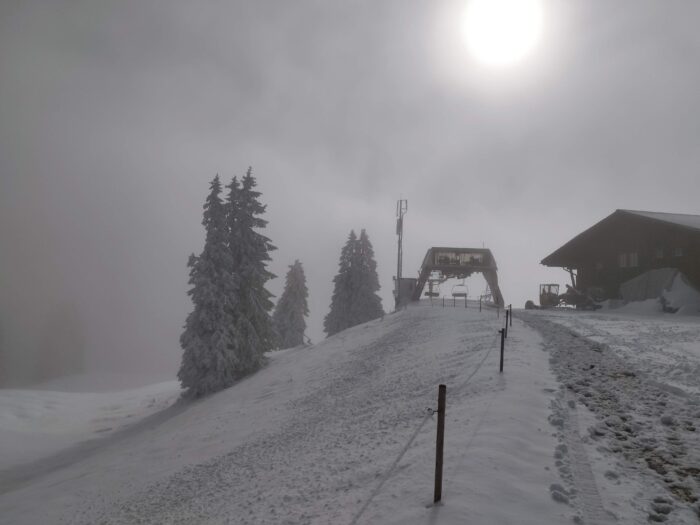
[479,296,482,312]
[499,329,505,373]
[453,297,456,308]
[509,304,513,328]
[464,296,467,309]
[505,310,509,339]
[442,297,445,308]
[434,384,447,503]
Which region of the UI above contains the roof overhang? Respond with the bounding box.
[541,209,700,268]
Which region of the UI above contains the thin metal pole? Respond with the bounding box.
[509,304,513,327]
[434,384,447,503]
[395,199,407,310]
[499,329,505,372]
[505,310,509,339]
[479,296,482,312]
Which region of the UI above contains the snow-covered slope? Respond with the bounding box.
[0,380,181,470]
[1,302,699,524]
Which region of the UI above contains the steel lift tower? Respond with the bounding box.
[394,199,408,309]
[411,247,505,307]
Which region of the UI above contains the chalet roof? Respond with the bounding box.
[622,210,700,232]
[541,209,700,267]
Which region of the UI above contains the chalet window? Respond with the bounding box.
[618,252,638,268]
[629,252,639,267]
[673,247,684,257]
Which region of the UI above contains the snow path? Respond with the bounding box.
[535,310,700,396]
[523,312,700,523]
[560,388,610,525]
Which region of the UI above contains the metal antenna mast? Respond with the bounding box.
[395,199,408,309]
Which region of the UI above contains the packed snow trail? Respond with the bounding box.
[552,388,611,525]
[522,311,700,523]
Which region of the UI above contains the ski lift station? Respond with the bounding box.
[402,247,505,307]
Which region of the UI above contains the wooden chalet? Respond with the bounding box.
[541,209,700,300]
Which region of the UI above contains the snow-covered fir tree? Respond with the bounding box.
[324,229,383,336]
[324,230,357,336]
[272,260,309,348]
[226,168,277,370]
[178,176,239,398]
[349,229,384,325]
[178,169,276,398]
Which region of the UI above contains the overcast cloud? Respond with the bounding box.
[1,0,699,384]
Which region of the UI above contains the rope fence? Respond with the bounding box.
[349,320,501,524]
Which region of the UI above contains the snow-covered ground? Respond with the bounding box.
[0,301,698,524]
[522,308,700,523]
[0,380,181,470]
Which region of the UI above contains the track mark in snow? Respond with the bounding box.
[550,389,612,524]
[525,313,700,524]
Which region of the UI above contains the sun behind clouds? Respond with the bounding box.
[462,0,544,67]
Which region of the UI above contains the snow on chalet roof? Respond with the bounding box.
[541,209,700,267]
[622,209,700,232]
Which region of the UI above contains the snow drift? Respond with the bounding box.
[618,269,700,315]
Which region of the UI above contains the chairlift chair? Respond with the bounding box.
[451,282,468,298]
[425,279,441,297]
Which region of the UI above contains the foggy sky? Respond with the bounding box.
[2,1,700,385]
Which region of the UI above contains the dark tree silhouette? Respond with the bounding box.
[273,260,309,348]
[178,176,239,397]
[324,229,384,336]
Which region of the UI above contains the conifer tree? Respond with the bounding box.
[350,229,384,325]
[273,260,309,348]
[324,230,357,336]
[226,168,277,370]
[178,176,239,397]
[325,229,384,337]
